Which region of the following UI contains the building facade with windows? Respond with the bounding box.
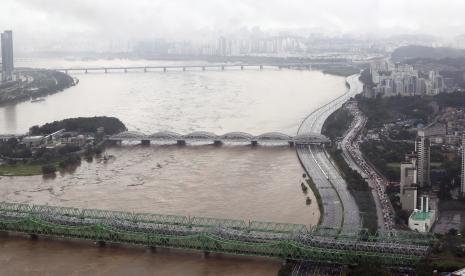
[1,30,14,82]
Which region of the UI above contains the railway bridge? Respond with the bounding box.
[0,202,434,266]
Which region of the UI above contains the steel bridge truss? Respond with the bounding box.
[108,131,330,145]
[0,202,434,266]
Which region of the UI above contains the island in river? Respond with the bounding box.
[0,116,126,176]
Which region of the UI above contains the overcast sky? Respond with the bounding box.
[2,0,465,51]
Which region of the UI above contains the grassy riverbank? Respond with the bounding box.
[0,161,59,176]
[322,66,360,77]
[321,108,353,141]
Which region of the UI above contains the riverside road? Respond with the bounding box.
[296,74,363,231]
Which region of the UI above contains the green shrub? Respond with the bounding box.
[41,164,56,175]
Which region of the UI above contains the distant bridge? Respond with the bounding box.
[45,63,321,74]
[0,202,433,266]
[106,131,331,146]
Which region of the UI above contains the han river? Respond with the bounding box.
[0,59,346,275]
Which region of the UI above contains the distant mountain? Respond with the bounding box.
[391,45,465,62]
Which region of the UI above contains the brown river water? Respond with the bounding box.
[0,59,346,275]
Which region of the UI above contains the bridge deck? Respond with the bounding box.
[37,63,322,72]
[0,202,433,266]
[107,131,330,145]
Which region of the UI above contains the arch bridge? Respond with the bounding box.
[107,130,330,146]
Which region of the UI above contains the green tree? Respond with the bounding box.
[277,263,293,276]
[346,262,390,276]
[41,164,56,175]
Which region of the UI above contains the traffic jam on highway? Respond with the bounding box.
[342,102,395,230]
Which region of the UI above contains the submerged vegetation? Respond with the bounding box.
[306,176,323,225]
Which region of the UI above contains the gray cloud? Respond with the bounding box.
[1,0,465,51]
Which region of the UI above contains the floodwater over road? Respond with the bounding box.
[0,59,346,275]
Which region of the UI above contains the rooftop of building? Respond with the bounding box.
[22,135,44,141]
[410,210,433,221]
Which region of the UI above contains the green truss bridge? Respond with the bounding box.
[0,202,434,266]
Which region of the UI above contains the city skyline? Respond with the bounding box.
[2,0,465,52]
[1,1,465,274]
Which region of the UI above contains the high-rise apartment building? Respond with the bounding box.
[416,130,431,187]
[400,154,418,211]
[1,30,14,82]
[461,134,465,195]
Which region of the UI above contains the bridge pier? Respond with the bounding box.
[202,251,210,259]
[106,139,121,146]
[177,140,186,146]
[124,68,127,73]
[260,65,263,70]
[240,66,244,70]
[96,240,106,247]
[251,140,258,146]
[141,139,150,146]
[146,246,157,253]
[221,66,224,71]
[288,141,295,147]
[104,68,108,73]
[182,67,186,71]
[85,69,88,74]
[144,67,147,73]
[213,140,222,146]
[202,66,205,71]
[163,67,167,72]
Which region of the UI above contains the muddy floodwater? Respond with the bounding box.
[0,59,346,275]
[0,145,318,224]
[0,145,316,275]
[0,235,281,276]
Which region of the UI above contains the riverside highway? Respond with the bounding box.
[341,102,395,230]
[296,74,363,231]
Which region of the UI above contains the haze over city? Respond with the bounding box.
[4,1,465,275]
[2,0,465,52]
